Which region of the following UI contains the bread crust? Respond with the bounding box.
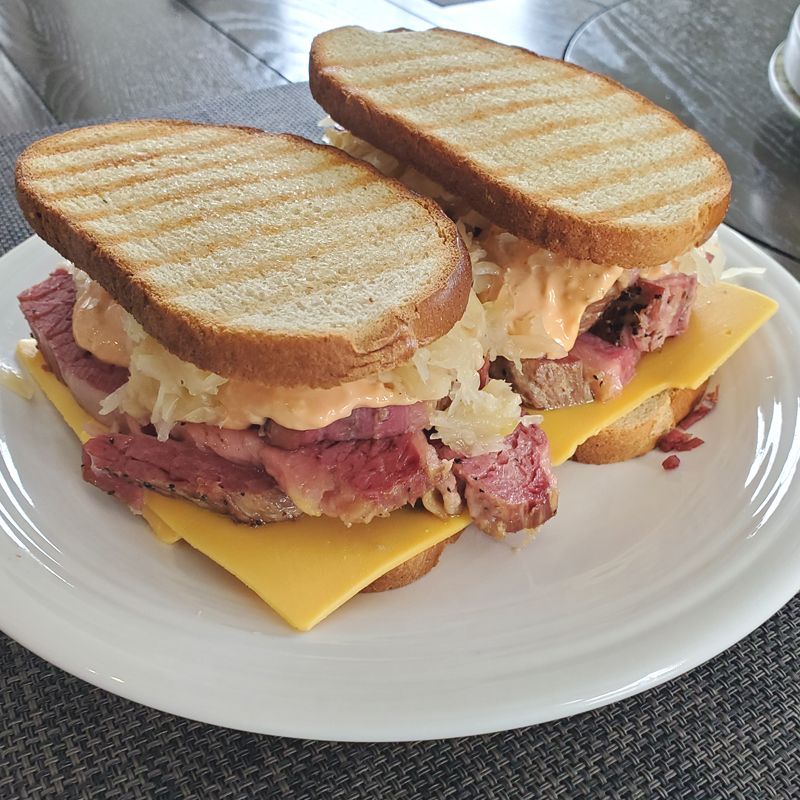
[572,382,709,464]
[362,532,461,592]
[16,120,472,388]
[310,27,731,268]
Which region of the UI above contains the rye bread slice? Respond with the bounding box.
[363,532,461,592]
[16,119,471,388]
[310,26,731,268]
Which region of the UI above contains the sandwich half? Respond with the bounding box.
[310,26,777,464]
[14,120,558,629]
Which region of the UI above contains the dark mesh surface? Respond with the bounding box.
[0,82,797,799]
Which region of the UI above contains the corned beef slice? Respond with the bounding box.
[592,273,697,352]
[18,269,128,419]
[491,355,592,410]
[577,276,633,334]
[438,423,557,538]
[570,333,641,402]
[260,433,438,524]
[87,428,445,526]
[82,433,301,524]
[177,425,443,525]
[82,451,146,513]
[498,334,640,410]
[259,403,429,449]
[166,404,428,464]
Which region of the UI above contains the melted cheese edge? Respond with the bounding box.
[16,342,469,632]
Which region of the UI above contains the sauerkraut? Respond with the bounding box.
[100,314,227,439]
[93,279,523,454]
[381,292,525,454]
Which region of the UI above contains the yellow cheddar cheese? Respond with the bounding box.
[16,343,470,630]
[538,283,778,465]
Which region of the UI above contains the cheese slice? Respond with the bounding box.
[538,283,778,465]
[16,342,470,631]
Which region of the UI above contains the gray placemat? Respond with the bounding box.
[1,82,798,799]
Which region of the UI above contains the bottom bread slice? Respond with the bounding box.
[363,533,462,592]
[573,381,710,465]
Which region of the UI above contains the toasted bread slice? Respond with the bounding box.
[16,120,471,388]
[310,27,731,268]
[363,532,461,592]
[572,382,708,464]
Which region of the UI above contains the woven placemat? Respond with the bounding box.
[0,83,797,799]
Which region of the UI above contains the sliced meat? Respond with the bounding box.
[490,356,592,410]
[174,424,450,525]
[622,274,697,351]
[577,270,638,334]
[18,269,128,421]
[258,431,444,525]
[175,418,429,466]
[84,425,455,527]
[82,433,301,525]
[678,385,719,430]
[83,457,147,512]
[438,423,557,538]
[494,332,640,410]
[172,423,266,467]
[592,273,697,352]
[657,428,704,452]
[570,333,641,402]
[259,403,429,449]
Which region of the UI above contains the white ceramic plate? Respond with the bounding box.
[1,227,798,742]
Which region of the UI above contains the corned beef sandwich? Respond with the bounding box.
[310,26,735,463]
[15,120,558,597]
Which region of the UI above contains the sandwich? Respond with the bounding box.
[13,119,558,629]
[309,27,777,465]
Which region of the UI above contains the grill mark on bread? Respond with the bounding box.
[26,122,200,158]
[425,84,620,132]
[321,44,468,70]
[464,108,636,153]
[44,143,297,201]
[542,146,706,207]
[26,132,246,179]
[69,160,347,222]
[174,246,412,319]
[182,246,428,324]
[496,122,675,174]
[356,59,522,91]
[580,172,715,221]
[150,203,412,292]
[91,173,373,244]
[384,72,579,112]
[119,193,405,270]
[175,240,361,303]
